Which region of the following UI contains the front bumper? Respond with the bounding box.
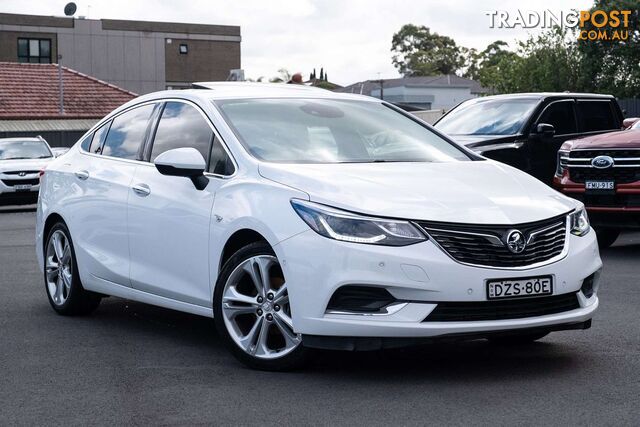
[554,174,640,228]
[0,178,39,205]
[275,227,601,338]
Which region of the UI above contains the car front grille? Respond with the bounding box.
[423,293,580,322]
[417,215,567,268]
[569,168,640,183]
[2,170,40,176]
[1,178,40,187]
[562,149,640,184]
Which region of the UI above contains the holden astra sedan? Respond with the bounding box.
[36,83,601,370]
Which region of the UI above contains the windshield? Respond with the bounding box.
[215,98,471,163]
[0,140,52,160]
[436,98,539,136]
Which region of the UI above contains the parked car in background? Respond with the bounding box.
[0,136,53,206]
[36,84,601,371]
[434,93,624,185]
[51,147,70,157]
[554,127,640,248]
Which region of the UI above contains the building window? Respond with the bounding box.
[179,44,188,54]
[18,38,52,63]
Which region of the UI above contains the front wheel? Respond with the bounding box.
[214,242,308,371]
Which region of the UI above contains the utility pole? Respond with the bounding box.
[58,55,64,115]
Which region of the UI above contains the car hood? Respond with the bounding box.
[258,161,576,224]
[0,158,52,173]
[563,129,640,150]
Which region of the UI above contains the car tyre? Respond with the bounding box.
[214,242,309,371]
[44,222,101,315]
[488,331,549,345]
[595,228,620,249]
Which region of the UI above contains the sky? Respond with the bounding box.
[1,0,593,85]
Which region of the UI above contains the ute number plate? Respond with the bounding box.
[585,180,614,191]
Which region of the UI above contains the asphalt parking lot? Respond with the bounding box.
[1,208,639,426]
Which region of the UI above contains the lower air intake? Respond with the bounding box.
[423,293,580,322]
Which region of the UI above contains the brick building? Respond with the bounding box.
[0,12,241,94]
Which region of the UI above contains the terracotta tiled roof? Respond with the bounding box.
[0,62,137,119]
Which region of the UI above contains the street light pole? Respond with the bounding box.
[58,55,64,115]
[377,79,384,100]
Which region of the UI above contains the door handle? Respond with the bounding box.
[132,183,151,197]
[74,170,89,180]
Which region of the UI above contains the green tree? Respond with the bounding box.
[478,28,583,94]
[578,0,640,97]
[391,24,464,76]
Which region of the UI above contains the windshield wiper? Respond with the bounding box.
[2,157,30,160]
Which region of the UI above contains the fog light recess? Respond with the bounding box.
[326,285,396,313]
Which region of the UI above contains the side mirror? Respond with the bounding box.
[535,123,555,137]
[622,117,640,129]
[154,147,209,190]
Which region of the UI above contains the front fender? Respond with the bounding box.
[209,177,310,289]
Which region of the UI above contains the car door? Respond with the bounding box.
[70,102,158,287]
[127,100,235,307]
[527,99,578,184]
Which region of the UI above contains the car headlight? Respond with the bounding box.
[291,199,426,246]
[570,207,590,236]
[556,150,569,176]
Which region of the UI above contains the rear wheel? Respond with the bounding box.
[214,242,308,371]
[595,228,620,249]
[44,222,101,315]
[488,331,548,345]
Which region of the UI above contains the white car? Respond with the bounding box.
[36,83,602,370]
[0,137,54,206]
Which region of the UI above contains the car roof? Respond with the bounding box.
[124,83,375,106]
[467,92,615,102]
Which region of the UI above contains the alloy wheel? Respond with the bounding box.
[221,255,301,359]
[45,230,73,306]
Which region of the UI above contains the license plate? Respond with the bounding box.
[585,180,614,191]
[14,184,32,191]
[487,275,553,300]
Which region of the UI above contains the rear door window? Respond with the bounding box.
[102,104,155,160]
[537,101,577,135]
[577,100,617,132]
[150,101,213,163]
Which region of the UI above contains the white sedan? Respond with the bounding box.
[36,83,601,370]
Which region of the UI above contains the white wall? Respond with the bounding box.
[371,85,477,110]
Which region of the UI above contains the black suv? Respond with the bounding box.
[434,93,624,185]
